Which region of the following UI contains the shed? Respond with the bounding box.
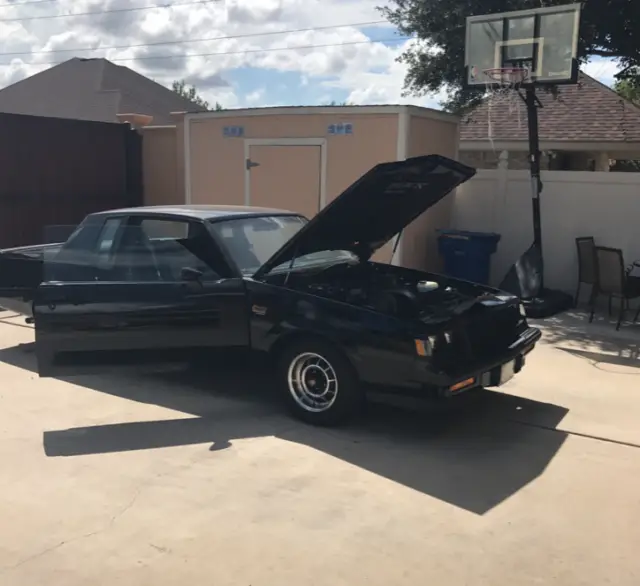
[144,105,461,271]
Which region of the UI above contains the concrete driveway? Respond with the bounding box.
[0,309,639,586]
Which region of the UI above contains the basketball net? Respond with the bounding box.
[483,67,530,151]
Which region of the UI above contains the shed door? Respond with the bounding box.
[248,145,321,219]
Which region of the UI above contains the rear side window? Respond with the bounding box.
[45,217,123,282]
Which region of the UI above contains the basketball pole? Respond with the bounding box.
[524,84,545,292]
[466,3,581,316]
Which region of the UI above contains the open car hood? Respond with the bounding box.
[254,154,476,278]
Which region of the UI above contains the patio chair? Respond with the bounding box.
[575,236,598,308]
[590,246,640,330]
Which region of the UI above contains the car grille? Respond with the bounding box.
[433,304,522,373]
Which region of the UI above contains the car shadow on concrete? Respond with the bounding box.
[0,342,569,516]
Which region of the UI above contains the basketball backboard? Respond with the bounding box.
[465,3,582,88]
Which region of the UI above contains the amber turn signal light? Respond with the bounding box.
[414,339,429,356]
[449,377,476,392]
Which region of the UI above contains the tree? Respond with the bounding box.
[612,73,640,171]
[614,75,640,105]
[324,100,353,106]
[171,79,211,110]
[380,0,640,112]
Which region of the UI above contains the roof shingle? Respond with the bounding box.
[0,58,204,125]
[460,72,640,143]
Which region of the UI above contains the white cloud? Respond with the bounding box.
[582,58,621,86]
[244,88,264,104]
[0,0,622,110]
[329,40,448,108]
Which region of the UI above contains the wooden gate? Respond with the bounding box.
[0,112,143,248]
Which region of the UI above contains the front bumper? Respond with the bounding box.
[419,326,542,396]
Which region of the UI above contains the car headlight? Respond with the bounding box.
[519,303,527,317]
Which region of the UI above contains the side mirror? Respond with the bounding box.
[181,267,203,282]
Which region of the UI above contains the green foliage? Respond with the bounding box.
[171,79,211,110]
[380,0,640,112]
[614,74,640,104]
[611,72,640,171]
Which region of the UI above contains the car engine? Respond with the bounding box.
[270,262,478,323]
[265,261,525,372]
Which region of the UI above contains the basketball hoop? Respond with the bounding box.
[483,67,530,86]
[482,67,530,150]
[465,4,583,309]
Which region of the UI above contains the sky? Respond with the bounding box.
[0,0,623,110]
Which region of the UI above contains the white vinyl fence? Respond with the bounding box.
[452,169,640,293]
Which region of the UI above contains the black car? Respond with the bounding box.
[0,154,540,425]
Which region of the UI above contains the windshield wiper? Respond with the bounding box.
[389,230,402,265]
[283,241,302,286]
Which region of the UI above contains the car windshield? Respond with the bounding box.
[209,215,357,276]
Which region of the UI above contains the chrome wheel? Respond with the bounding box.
[287,352,338,413]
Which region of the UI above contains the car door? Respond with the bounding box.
[34,214,250,376]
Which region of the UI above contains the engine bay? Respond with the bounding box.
[266,261,492,323]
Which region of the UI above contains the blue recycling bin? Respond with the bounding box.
[436,229,501,285]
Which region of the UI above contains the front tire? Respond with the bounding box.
[276,338,363,426]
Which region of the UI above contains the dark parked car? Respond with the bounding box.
[0,155,540,425]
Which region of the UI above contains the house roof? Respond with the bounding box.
[460,72,640,144]
[0,58,204,125]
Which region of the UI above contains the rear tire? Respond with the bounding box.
[276,338,363,426]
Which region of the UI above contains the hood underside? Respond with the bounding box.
[254,154,476,278]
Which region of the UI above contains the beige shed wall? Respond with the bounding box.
[403,114,460,272]
[175,120,186,205]
[188,112,399,262]
[141,126,184,206]
[182,107,459,271]
[189,113,398,204]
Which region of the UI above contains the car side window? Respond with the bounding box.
[139,218,222,282]
[49,216,230,284]
[95,218,125,270]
